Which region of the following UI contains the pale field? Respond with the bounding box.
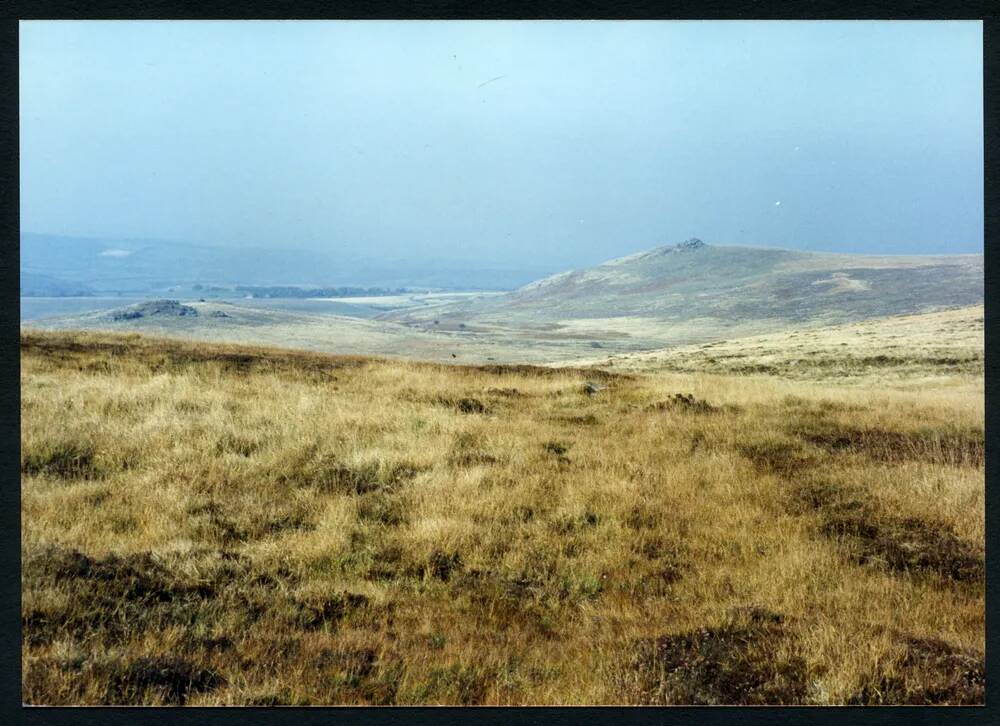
[589,305,984,387]
[26,301,613,365]
[20,320,984,705]
[314,291,507,307]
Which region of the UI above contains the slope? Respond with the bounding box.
[383,240,984,350]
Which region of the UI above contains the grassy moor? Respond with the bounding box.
[20,311,984,705]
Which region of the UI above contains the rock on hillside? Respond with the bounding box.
[106,300,199,322]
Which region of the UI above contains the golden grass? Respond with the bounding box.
[21,330,984,705]
[597,304,984,388]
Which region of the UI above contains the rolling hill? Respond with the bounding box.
[20,232,553,292]
[25,239,984,364]
[383,240,984,350]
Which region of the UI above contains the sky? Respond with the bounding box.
[20,20,984,271]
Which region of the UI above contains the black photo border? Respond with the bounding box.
[1,2,996,725]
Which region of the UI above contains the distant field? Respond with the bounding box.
[321,291,507,307]
[21,330,983,704]
[20,296,385,323]
[593,305,984,386]
[25,299,621,365]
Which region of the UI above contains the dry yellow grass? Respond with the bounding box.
[595,304,984,388]
[21,329,984,705]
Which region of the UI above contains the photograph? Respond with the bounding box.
[18,19,985,706]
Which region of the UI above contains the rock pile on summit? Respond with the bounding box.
[108,300,198,322]
[676,238,706,250]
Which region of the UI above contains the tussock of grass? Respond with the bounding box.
[846,636,985,705]
[22,440,100,479]
[21,330,983,704]
[788,481,984,584]
[618,606,808,705]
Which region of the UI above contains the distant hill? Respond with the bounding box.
[383,239,984,349]
[20,271,94,297]
[20,232,355,292]
[20,232,554,293]
[27,238,984,361]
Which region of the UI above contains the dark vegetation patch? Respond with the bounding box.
[786,481,865,516]
[25,652,226,706]
[736,440,817,475]
[625,502,662,531]
[781,395,863,414]
[82,488,112,507]
[549,510,600,537]
[554,413,599,426]
[448,433,499,467]
[464,362,629,382]
[729,363,782,376]
[327,656,404,706]
[361,543,423,582]
[357,491,407,526]
[512,505,536,522]
[288,455,422,495]
[23,547,213,647]
[214,432,263,457]
[434,396,489,414]
[293,592,370,630]
[716,353,984,378]
[22,441,100,479]
[450,450,499,467]
[22,546,296,649]
[789,482,984,583]
[456,397,488,414]
[632,564,684,596]
[626,536,686,595]
[793,422,983,468]
[317,646,378,677]
[620,607,807,705]
[822,514,984,583]
[647,394,721,414]
[100,655,224,705]
[411,662,493,705]
[248,691,295,706]
[451,569,558,639]
[542,441,571,463]
[485,387,524,398]
[21,332,368,380]
[314,646,380,693]
[188,500,315,543]
[427,551,463,582]
[350,541,463,585]
[192,634,235,653]
[839,354,982,371]
[848,636,984,705]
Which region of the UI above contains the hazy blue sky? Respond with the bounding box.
[20,20,983,269]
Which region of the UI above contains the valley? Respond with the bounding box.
[20,239,986,705]
[23,241,985,368]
